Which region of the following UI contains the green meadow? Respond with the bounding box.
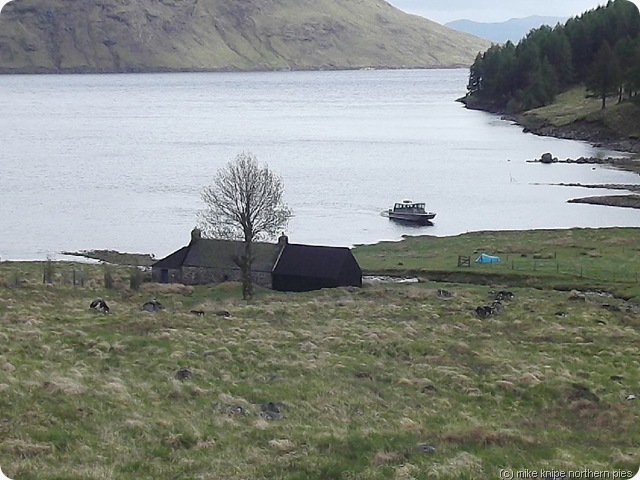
[354,227,640,299]
[0,227,639,479]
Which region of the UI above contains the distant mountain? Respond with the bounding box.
[0,0,491,74]
[446,16,567,44]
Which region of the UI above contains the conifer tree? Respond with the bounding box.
[586,40,622,109]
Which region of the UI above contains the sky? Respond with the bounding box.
[0,0,639,23]
[386,0,640,24]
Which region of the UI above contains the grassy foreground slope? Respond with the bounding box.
[1,228,640,479]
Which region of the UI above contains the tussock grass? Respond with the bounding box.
[1,234,640,478]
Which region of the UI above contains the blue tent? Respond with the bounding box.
[475,253,501,264]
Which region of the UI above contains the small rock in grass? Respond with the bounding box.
[602,304,621,312]
[568,290,586,301]
[2,362,16,372]
[415,443,436,454]
[260,401,288,420]
[568,383,600,403]
[175,367,192,381]
[213,403,249,415]
[421,384,437,393]
[142,300,164,312]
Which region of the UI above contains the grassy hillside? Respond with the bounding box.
[516,88,640,154]
[0,0,490,74]
[1,228,639,479]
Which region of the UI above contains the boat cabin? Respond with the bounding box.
[393,201,426,213]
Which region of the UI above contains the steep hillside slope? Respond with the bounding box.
[0,0,490,73]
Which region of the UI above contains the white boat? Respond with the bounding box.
[387,200,436,224]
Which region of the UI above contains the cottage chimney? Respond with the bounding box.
[278,233,288,246]
[190,227,202,243]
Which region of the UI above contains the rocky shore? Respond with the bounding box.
[501,102,640,211]
[567,195,640,209]
[517,116,640,155]
[527,154,640,174]
[526,153,640,210]
[61,249,156,266]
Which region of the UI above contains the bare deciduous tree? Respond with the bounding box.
[199,152,292,299]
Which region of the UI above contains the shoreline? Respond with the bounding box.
[60,250,156,266]
[527,157,640,210]
[507,112,640,209]
[567,194,640,209]
[515,115,640,156]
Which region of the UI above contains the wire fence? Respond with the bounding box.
[2,265,147,290]
[461,254,639,283]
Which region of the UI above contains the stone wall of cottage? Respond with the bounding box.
[151,268,181,283]
[180,266,272,288]
[252,271,272,289]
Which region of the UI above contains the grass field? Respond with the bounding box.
[1,228,639,479]
[353,227,640,300]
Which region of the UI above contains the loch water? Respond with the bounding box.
[1,68,639,260]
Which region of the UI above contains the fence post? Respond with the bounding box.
[457,256,471,268]
[73,270,76,288]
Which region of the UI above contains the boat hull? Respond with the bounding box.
[388,211,436,223]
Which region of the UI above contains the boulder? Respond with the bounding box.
[540,152,558,164]
[142,299,164,312]
[175,367,192,381]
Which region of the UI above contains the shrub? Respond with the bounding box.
[129,268,144,291]
[104,267,114,290]
[43,256,56,284]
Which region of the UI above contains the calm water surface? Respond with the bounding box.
[1,69,639,260]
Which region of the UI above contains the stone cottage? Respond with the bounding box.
[151,231,362,292]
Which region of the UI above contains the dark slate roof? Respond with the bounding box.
[152,239,281,272]
[273,243,358,279]
[151,245,189,269]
